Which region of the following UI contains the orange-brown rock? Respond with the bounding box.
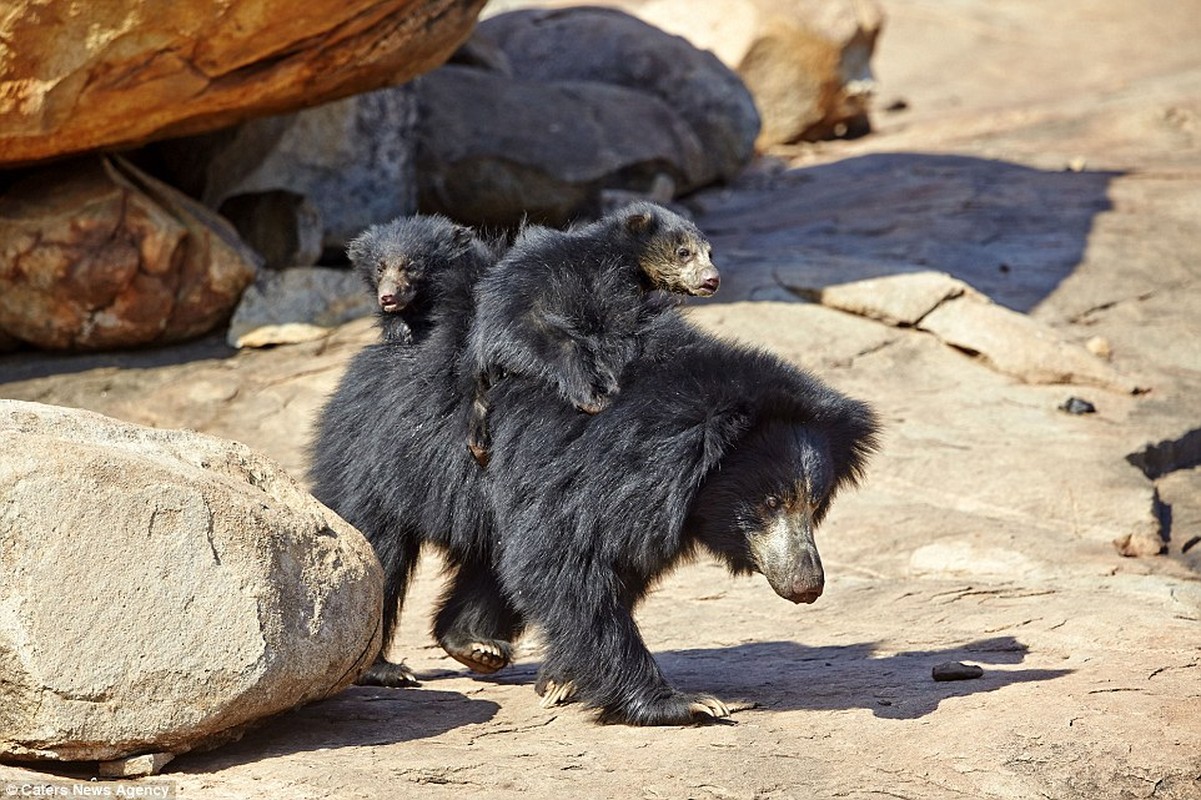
[0,0,486,167]
[0,157,259,350]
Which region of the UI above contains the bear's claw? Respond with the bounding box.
[688,695,730,718]
[444,639,510,674]
[357,660,419,688]
[537,678,578,708]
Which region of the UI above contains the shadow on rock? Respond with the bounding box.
[695,153,1120,312]
[485,635,1069,722]
[170,687,499,772]
[656,636,1072,720]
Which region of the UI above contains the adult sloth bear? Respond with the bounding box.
[480,316,878,724]
[310,217,879,724]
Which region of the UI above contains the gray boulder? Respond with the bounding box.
[413,7,760,226]
[157,85,419,253]
[0,400,383,763]
[414,66,708,226]
[227,267,376,349]
[479,7,759,184]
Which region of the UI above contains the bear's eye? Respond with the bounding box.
[376,261,386,276]
[764,495,780,510]
[676,246,692,260]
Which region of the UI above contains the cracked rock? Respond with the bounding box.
[0,156,260,351]
[0,400,383,763]
[813,272,1141,393]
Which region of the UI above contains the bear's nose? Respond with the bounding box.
[787,583,823,605]
[693,268,720,296]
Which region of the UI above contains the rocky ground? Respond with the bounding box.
[2,1,1200,798]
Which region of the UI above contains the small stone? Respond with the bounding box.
[98,752,175,778]
[1113,530,1167,558]
[1085,336,1113,359]
[932,661,984,681]
[1059,397,1097,414]
[1067,156,1088,172]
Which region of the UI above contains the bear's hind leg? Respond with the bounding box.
[433,559,523,674]
[357,527,422,688]
[358,661,419,687]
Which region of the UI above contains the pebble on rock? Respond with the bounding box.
[1059,396,1097,415]
[932,661,984,681]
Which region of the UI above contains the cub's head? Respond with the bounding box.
[690,408,878,604]
[619,202,720,298]
[348,215,476,313]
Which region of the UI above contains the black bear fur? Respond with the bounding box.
[311,242,879,722]
[480,314,879,724]
[464,201,719,466]
[347,214,502,345]
[312,214,509,685]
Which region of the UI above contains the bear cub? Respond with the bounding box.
[464,201,719,465]
[348,215,501,344]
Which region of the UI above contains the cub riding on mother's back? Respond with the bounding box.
[464,201,719,466]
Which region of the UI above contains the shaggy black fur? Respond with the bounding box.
[481,314,879,724]
[311,214,510,686]
[464,202,719,466]
[312,213,879,725]
[347,215,496,344]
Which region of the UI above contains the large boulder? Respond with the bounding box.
[414,66,708,226]
[0,157,260,351]
[0,0,487,167]
[412,8,759,226]
[0,400,383,763]
[482,0,883,146]
[634,0,883,145]
[0,157,260,350]
[155,85,419,253]
[479,8,759,183]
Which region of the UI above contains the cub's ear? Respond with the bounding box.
[452,225,474,246]
[625,210,654,235]
[346,228,376,265]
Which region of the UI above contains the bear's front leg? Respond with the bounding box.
[521,584,730,726]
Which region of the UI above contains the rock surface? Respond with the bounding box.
[414,65,708,226]
[0,157,260,350]
[156,85,419,252]
[801,271,1141,393]
[227,267,375,349]
[0,0,486,166]
[0,400,383,762]
[478,7,759,183]
[218,191,325,271]
[483,0,882,146]
[414,7,759,226]
[1,1,1199,796]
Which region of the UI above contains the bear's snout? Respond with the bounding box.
[751,511,825,605]
[783,579,824,605]
[691,267,721,297]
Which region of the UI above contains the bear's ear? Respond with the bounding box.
[824,398,881,494]
[345,228,375,266]
[625,210,654,235]
[451,225,474,246]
